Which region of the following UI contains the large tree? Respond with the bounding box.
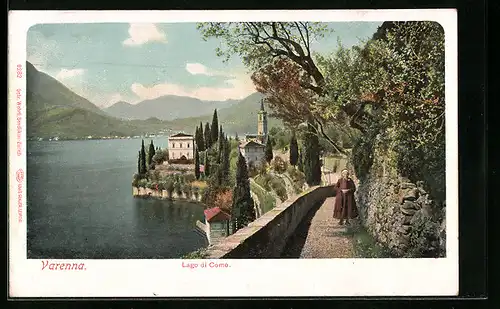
[231,153,256,232]
[303,125,321,186]
[211,109,219,144]
[289,131,299,166]
[197,22,357,153]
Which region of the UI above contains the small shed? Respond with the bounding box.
[204,207,232,244]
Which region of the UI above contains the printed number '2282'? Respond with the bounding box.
[17,64,23,78]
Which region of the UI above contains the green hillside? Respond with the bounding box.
[26,62,170,139]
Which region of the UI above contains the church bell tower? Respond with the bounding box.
[257,98,268,143]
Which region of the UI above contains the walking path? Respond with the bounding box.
[281,173,356,258]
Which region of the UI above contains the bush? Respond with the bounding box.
[193,186,200,199]
[287,167,306,193]
[184,174,196,183]
[138,179,148,188]
[247,161,258,177]
[166,180,175,197]
[174,182,182,196]
[152,149,169,165]
[214,189,233,214]
[182,248,208,259]
[250,181,276,214]
[254,174,272,191]
[272,156,288,174]
[270,177,288,201]
[184,183,193,198]
[258,159,268,176]
[351,135,375,180]
[132,173,141,187]
[157,181,166,191]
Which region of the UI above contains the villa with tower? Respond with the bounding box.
[239,99,268,167]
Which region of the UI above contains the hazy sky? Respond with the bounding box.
[27,22,382,107]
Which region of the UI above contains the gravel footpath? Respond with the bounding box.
[295,196,355,258]
[281,173,356,258]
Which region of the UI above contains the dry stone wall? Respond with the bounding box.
[355,175,445,257]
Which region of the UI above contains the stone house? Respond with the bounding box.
[239,140,265,168]
[168,132,194,160]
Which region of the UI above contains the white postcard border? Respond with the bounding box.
[8,9,458,297]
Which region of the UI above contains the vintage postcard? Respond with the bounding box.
[8,9,458,297]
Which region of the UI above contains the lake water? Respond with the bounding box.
[26,138,207,259]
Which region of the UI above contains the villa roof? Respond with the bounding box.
[239,140,265,148]
[204,207,231,222]
[169,132,193,138]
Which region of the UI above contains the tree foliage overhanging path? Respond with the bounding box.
[197,21,445,167]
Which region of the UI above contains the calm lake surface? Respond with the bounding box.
[27,138,207,259]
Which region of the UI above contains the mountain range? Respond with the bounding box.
[104,96,239,121]
[25,61,282,139]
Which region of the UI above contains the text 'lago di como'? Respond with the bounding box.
[182,261,230,269]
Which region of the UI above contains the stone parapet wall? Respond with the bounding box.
[204,185,335,259]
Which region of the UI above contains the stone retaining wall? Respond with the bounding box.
[132,186,202,202]
[356,175,445,257]
[204,185,335,258]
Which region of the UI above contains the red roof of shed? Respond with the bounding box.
[204,207,231,222]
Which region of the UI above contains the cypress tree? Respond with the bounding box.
[195,126,200,150]
[297,149,304,172]
[199,122,205,151]
[223,137,231,185]
[235,132,239,141]
[195,149,200,180]
[303,125,321,186]
[147,140,155,169]
[289,131,299,166]
[265,137,273,163]
[204,151,210,176]
[211,109,219,143]
[140,139,147,175]
[231,153,255,232]
[204,122,212,149]
[137,151,141,175]
[217,127,225,164]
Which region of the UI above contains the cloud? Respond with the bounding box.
[130,73,256,102]
[185,62,232,77]
[123,23,167,46]
[55,68,86,80]
[185,63,213,76]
